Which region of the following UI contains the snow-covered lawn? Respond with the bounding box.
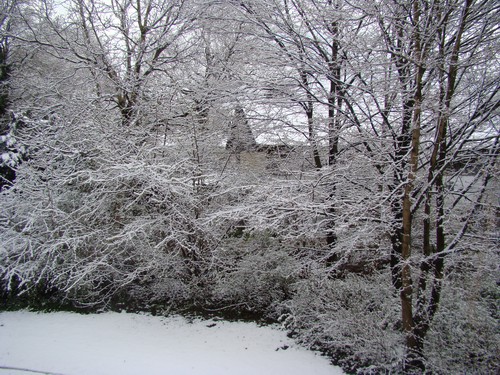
[0,311,344,375]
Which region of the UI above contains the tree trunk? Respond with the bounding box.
[300,69,323,169]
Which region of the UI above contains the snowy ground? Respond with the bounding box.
[0,311,344,375]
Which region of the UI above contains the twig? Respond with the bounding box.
[0,365,66,375]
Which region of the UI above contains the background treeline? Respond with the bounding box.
[0,0,498,373]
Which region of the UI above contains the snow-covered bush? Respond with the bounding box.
[424,252,500,373]
[281,270,403,373]
[0,112,214,309]
[425,288,499,373]
[0,113,28,190]
[210,233,298,316]
[278,245,499,374]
